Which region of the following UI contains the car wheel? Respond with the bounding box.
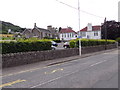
[64,46,67,49]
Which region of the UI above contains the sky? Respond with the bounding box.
[0,0,119,31]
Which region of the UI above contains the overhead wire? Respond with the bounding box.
[56,0,104,19]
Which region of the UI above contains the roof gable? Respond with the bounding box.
[80,26,101,32]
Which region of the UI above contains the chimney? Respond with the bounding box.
[34,23,37,28]
[87,23,92,31]
[59,27,62,32]
[47,25,52,30]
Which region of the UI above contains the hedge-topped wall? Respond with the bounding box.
[70,39,116,48]
[1,39,52,54]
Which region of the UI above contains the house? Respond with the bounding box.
[79,23,101,39]
[22,23,59,39]
[59,27,77,41]
[47,25,59,39]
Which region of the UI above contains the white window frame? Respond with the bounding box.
[94,31,98,36]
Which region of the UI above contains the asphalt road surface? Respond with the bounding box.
[1,49,118,88]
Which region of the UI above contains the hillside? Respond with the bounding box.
[0,21,24,34]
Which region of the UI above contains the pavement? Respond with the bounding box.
[1,48,119,88]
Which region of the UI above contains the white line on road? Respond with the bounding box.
[90,60,107,67]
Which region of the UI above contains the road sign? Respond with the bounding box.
[78,36,82,38]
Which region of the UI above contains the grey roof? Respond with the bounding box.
[22,29,32,34]
[34,27,51,33]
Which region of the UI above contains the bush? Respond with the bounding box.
[52,39,61,43]
[70,39,116,48]
[116,37,120,43]
[1,39,52,54]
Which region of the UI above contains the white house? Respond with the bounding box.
[79,23,101,39]
[59,27,77,41]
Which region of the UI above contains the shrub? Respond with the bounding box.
[70,39,116,48]
[52,39,61,43]
[1,39,52,54]
[116,37,120,43]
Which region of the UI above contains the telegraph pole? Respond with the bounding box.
[78,0,81,56]
[104,17,107,50]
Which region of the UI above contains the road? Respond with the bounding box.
[1,49,118,88]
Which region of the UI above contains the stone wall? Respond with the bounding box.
[2,44,117,68]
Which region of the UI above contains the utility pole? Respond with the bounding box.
[56,0,82,56]
[78,0,81,56]
[104,17,107,50]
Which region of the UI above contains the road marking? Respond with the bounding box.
[30,60,108,88]
[90,60,107,67]
[2,49,115,78]
[1,63,64,78]
[45,68,64,74]
[1,67,45,77]
[0,79,26,88]
[30,70,80,88]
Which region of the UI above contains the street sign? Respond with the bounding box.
[78,36,82,38]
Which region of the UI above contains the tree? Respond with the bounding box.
[101,20,120,40]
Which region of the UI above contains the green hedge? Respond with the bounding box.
[116,37,120,43]
[2,37,15,40]
[1,39,52,54]
[70,39,116,48]
[52,39,61,43]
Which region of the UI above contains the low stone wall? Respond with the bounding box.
[2,44,117,68]
[81,44,117,54]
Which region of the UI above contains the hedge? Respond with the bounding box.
[52,39,61,43]
[116,37,120,46]
[1,39,52,54]
[116,37,120,43]
[70,39,116,48]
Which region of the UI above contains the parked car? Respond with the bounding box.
[51,45,57,50]
[63,42,70,48]
[51,41,58,47]
[51,41,58,50]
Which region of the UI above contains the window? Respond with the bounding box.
[94,31,98,36]
[62,34,63,37]
[72,33,74,37]
[68,34,69,37]
[64,34,66,37]
[45,33,47,37]
[81,32,86,37]
[70,33,72,37]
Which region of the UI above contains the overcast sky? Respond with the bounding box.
[0,0,119,31]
